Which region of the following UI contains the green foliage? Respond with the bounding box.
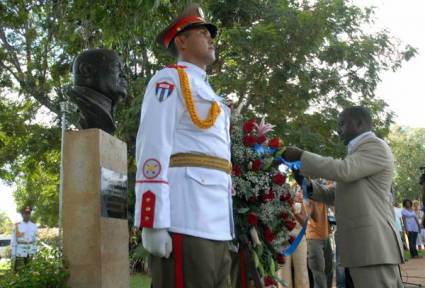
[0,246,69,288]
[388,126,425,202]
[0,210,12,234]
[0,0,417,227]
[130,273,151,288]
[129,229,149,273]
[0,259,11,275]
[0,96,60,226]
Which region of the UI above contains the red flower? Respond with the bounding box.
[280,193,289,202]
[276,254,286,264]
[232,164,241,177]
[243,135,257,146]
[272,173,286,185]
[268,137,281,149]
[285,221,296,231]
[248,195,257,204]
[280,212,289,220]
[286,193,292,201]
[262,189,275,202]
[257,134,267,144]
[243,118,257,134]
[264,276,277,286]
[263,227,275,243]
[288,198,294,206]
[252,159,262,172]
[289,236,296,244]
[247,212,259,226]
[280,192,293,206]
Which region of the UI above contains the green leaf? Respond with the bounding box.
[238,207,250,214]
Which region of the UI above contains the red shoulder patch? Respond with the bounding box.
[165,64,187,69]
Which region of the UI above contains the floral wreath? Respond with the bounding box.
[231,114,298,287]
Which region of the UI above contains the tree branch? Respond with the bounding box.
[0,62,20,83]
[0,28,24,76]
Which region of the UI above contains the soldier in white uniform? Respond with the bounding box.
[134,3,234,287]
[11,206,38,271]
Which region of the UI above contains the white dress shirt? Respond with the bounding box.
[11,221,38,257]
[347,131,374,154]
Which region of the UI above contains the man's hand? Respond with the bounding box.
[282,146,304,162]
[141,228,172,258]
[292,170,304,187]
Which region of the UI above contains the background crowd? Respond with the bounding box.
[277,182,425,288]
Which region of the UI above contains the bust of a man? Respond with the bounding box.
[68,49,128,134]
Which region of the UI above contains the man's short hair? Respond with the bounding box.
[170,29,194,58]
[343,106,373,128]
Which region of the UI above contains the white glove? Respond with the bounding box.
[142,228,173,258]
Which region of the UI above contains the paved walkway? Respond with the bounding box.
[331,257,425,287]
[400,257,425,287]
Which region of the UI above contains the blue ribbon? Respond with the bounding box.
[282,178,310,256]
[253,144,277,156]
[253,144,265,156]
[276,157,301,170]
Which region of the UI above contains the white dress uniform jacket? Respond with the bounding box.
[134,61,234,241]
[11,221,38,258]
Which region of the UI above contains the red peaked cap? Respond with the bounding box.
[156,3,217,48]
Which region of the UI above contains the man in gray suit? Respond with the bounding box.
[283,106,404,287]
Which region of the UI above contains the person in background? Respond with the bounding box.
[393,202,407,250]
[278,188,309,288]
[401,199,421,258]
[11,206,38,271]
[413,200,425,251]
[305,195,333,288]
[412,200,424,251]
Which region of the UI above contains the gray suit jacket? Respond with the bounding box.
[300,133,403,267]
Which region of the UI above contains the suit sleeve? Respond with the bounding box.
[310,181,335,205]
[134,69,183,229]
[300,139,393,183]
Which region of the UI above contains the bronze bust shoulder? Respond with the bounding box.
[68,49,128,134]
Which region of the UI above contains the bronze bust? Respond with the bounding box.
[68,49,128,134]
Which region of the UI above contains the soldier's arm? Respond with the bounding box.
[134,69,183,229]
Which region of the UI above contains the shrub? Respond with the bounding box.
[0,244,69,288]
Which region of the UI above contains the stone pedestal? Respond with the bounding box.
[63,129,129,288]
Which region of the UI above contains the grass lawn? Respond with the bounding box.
[130,273,151,288]
[403,248,425,261]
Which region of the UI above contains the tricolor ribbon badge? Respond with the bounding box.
[155,81,175,102]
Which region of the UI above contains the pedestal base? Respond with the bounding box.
[63,129,129,288]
